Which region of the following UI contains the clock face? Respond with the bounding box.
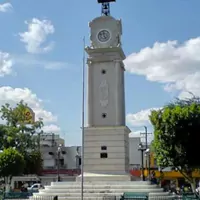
[97,30,111,43]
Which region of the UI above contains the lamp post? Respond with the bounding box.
[57,144,62,182]
[145,148,151,181]
[138,143,146,181]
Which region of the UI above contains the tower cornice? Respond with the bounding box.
[85,46,126,60]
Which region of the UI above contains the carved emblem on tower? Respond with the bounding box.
[99,80,109,107]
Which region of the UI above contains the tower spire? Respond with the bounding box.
[97,0,116,16]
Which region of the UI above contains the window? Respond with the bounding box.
[101,146,107,150]
[60,159,64,166]
[100,153,108,158]
[56,159,64,166]
[101,69,106,74]
[102,113,107,118]
[79,157,81,165]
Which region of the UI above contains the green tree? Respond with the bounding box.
[149,97,200,192]
[24,151,43,175]
[0,148,25,192]
[0,101,44,175]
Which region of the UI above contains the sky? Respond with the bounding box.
[0,0,200,146]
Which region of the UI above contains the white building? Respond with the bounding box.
[40,134,65,147]
[40,134,65,169]
[40,134,81,170]
[129,137,141,169]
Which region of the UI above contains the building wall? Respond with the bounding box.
[40,134,65,147]
[40,134,67,169]
[129,137,141,169]
[65,146,81,169]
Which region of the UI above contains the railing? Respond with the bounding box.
[2,192,32,199]
[103,192,200,200]
[0,192,58,200]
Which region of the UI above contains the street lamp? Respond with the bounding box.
[145,148,151,181]
[138,143,146,181]
[76,147,81,169]
[56,144,66,182]
[57,144,62,182]
[49,144,66,182]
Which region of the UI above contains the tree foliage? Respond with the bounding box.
[24,151,43,175]
[0,148,25,178]
[149,96,200,184]
[0,101,44,175]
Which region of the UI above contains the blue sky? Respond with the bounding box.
[0,0,200,145]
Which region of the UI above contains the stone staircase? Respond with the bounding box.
[30,181,172,200]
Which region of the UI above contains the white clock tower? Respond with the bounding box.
[80,2,131,181]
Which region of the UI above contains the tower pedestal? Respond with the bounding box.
[76,126,131,182]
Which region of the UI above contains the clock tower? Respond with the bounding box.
[80,1,131,181]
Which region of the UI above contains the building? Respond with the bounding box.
[40,133,65,169]
[36,134,81,185]
[40,133,81,173]
[40,134,65,147]
[129,137,141,170]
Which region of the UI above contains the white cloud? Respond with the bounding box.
[0,51,13,76]
[126,108,160,127]
[0,3,12,12]
[129,130,142,138]
[12,54,67,70]
[124,37,200,98]
[19,18,55,54]
[42,124,61,134]
[0,86,57,123]
[0,52,69,77]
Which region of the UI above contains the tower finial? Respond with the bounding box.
[97,0,116,16]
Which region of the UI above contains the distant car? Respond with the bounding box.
[27,183,44,192]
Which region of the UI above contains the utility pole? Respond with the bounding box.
[140,126,152,177]
[81,36,86,200]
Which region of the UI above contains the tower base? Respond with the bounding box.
[83,126,131,175]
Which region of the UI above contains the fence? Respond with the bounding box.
[0,192,57,200]
[102,192,200,200]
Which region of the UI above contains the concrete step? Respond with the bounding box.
[30,181,172,200]
[39,188,164,194]
[34,190,165,198]
[149,197,174,200]
[30,195,174,200]
[149,192,171,196]
[38,188,163,195]
[45,184,159,190]
[50,181,152,186]
[33,193,123,197]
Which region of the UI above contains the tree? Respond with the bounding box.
[24,151,43,175]
[0,101,44,175]
[149,96,200,192]
[0,148,25,192]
